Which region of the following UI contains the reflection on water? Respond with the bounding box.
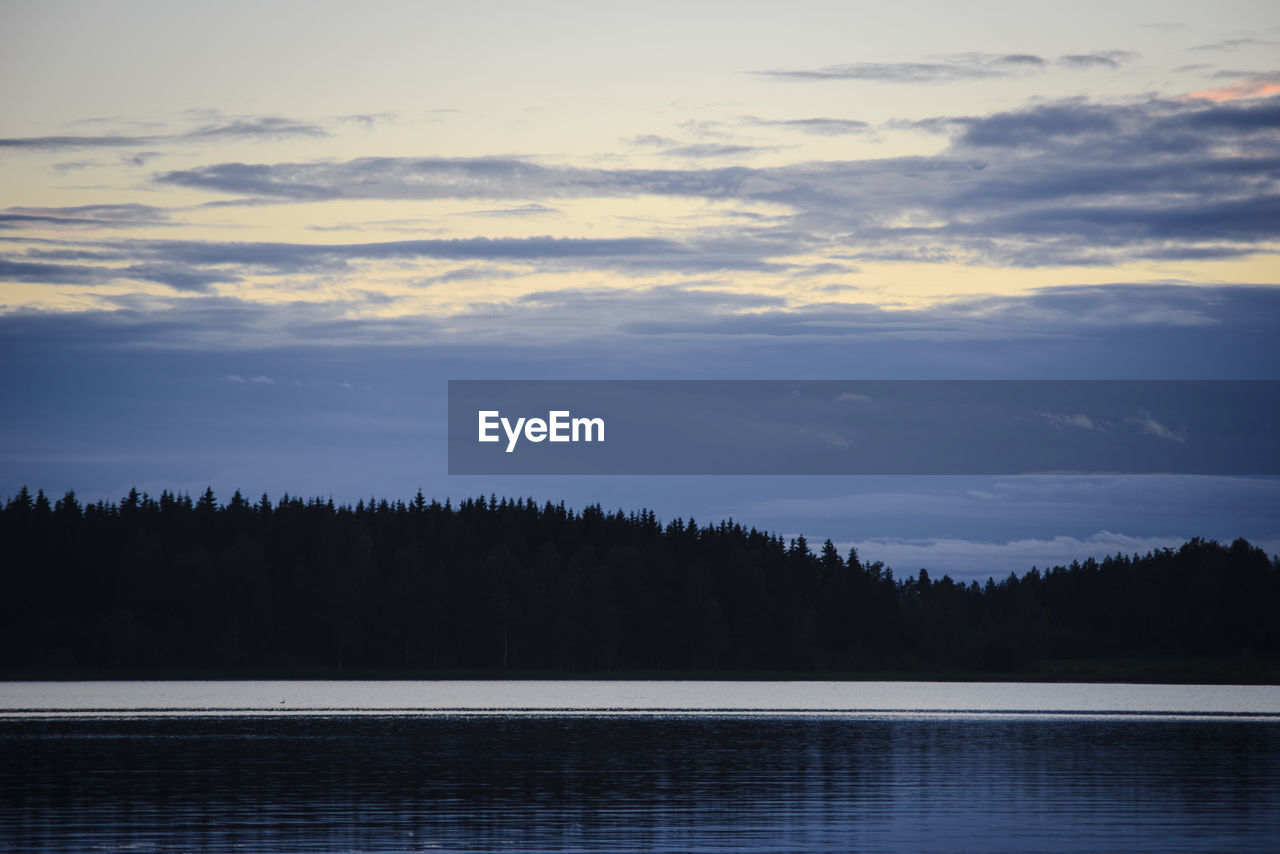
[3,713,1279,852]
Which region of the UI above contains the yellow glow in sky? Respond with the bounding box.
[2,0,1278,325]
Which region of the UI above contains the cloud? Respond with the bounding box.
[659,143,775,159]
[1040,412,1098,430]
[156,157,578,201]
[0,257,108,285]
[122,151,164,167]
[0,203,172,230]
[754,53,1048,83]
[12,270,1274,373]
[122,263,235,291]
[629,134,679,147]
[1057,50,1139,69]
[460,203,560,217]
[677,119,731,139]
[998,54,1048,67]
[415,265,522,287]
[842,531,1200,579]
[131,233,785,273]
[1188,37,1277,52]
[754,51,1133,83]
[0,134,153,150]
[0,114,329,151]
[51,160,102,172]
[7,96,1272,309]
[789,261,859,276]
[617,283,1280,347]
[947,100,1128,147]
[0,230,794,294]
[0,255,232,292]
[814,429,850,448]
[183,116,329,141]
[741,116,872,135]
[1186,72,1280,102]
[1126,410,1185,443]
[142,94,1280,268]
[335,112,398,129]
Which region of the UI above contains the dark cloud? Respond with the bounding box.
[850,247,958,264]
[135,235,700,265]
[659,143,774,158]
[0,233,792,290]
[0,203,172,230]
[741,116,871,135]
[787,261,859,276]
[0,257,107,284]
[122,151,164,167]
[51,160,102,172]
[755,57,1028,83]
[2,283,1274,383]
[756,51,1138,83]
[335,112,398,129]
[460,203,560,217]
[849,96,1280,262]
[1210,69,1280,81]
[1057,50,1139,68]
[978,194,1280,243]
[1171,97,1280,132]
[0,255,228,291]
[0,134,153,150]
[0,115,329,151]
[1137,244,1260,261]
[616,285,1280,365]
[120,263,236,291]
[953,101,1124,146]
[0,213,94,229]
[997,54,1047,66]
[945,94,1280,153]
[1189,37,1277,52]
[15,94,1268,274]
[183,116,329,140]
[506,285,788,328]
[19,246,136,262]
[157,157,574,201]
[153,152,983,209]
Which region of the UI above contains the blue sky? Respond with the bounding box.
[2,1,1278,579]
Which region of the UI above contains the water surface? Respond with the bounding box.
[2,681,1278,852]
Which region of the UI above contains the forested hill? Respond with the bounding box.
[2,486,1278,679]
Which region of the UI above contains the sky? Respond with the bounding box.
[2,0,1278,580]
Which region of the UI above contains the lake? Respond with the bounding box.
[3,681,1279,852]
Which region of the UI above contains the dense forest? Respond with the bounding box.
[2,486,1278,678]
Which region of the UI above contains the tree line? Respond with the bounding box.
[2,486,1277,676]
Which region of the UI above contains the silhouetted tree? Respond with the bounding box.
[1,485,1276,677]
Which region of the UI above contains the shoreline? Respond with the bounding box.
[4,657,1278,686]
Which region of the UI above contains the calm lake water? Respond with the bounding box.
[3,681,1279,852]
